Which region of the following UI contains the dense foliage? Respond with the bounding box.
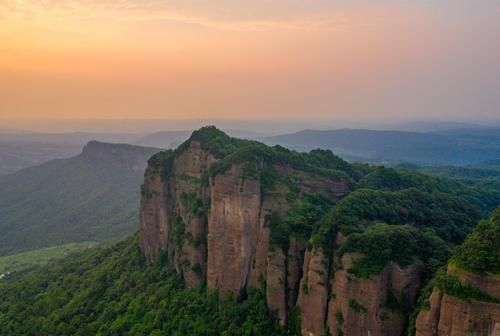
[0,237,283,336]
[431,270,499,304]
[312,187,479,250]
[451,207,500,275]
[407,208,500,336]
[360,166,500,216]
[2,127,498,336]
[266,193,332,250]
[208,141,356,182]
[414,165,500,180]
[339,224,450,278]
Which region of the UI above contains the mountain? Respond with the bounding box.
[433,127,500,137]
[261,128,500,165]
[0,127,497,336]
[389,121,487,133]
[0,141,159,255]
[0,131,142,175]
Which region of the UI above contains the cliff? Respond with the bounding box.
[415,208,500,336]
[139,127,352,325]
[138,127,487,335]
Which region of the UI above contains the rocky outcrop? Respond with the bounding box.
[448,266,500,299]
[416,289,500,336]
[138,169,170,263]
[139,129,461,336]
[415,268,500,336]
[297,248,330,336]
[82,141,157,173]
[415,206,500,336]
[138,130,353,331]
[266,248,288,325]
[327,253,422,336]
[139,141,216,287]
[207,164,261,293]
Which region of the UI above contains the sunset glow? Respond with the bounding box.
[1,1,499,123]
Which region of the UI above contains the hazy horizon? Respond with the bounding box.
[1,1,499,126]
[2,117,500,134]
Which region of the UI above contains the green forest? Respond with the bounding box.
[0,127,499,335]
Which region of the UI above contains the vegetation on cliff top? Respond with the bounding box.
[312,187,479,251]
[432,270,499,304]
[147,126,361,184]
[407,208,500,336]
[451,207,500,275]
[339,224,450,278]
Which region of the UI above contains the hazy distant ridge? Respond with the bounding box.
[262,128,500,165]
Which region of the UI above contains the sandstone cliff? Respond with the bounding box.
[415,209,500,336]
[138,127,492,336]
[415,268,500,336]
[139,127,353,327]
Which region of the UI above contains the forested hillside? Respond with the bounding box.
[0,128,498,336]
[0,141,159,256]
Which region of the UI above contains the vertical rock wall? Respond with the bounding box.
[140,139,431,336]
[415,268,500,336]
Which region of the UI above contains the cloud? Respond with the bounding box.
[0,0,341,32]
[0,0,434,33]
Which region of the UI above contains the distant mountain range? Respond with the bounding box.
[0,141,159,256]
[261,128,500,165]
[0,141,82,175]
[1,126,499,177]
[131,129,265,148]
[0,131,143,175]
[0,129,271,175]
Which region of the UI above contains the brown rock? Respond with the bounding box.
[288,237,306,308]
[448,265,500,299]
[266,248,288,325]
[138,169,171,263]
[327,253,422,336]
[415,266,500,336]
[298,248,330,336]
[207,164,261,294]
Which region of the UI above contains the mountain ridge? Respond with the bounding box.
[261,128,500,165]
[0,141,159,255]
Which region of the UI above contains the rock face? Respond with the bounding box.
[139,141,216,287]
[82,141,156,173]
[207,164,262,293]
[297,248,330,336]
[415,268,500,336]
[139,129,480,336]
[138,131,354,329]
[326,253,422,336]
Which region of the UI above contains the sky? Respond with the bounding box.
[0,1,499,128]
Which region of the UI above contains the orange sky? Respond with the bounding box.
[1,1,499,124]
